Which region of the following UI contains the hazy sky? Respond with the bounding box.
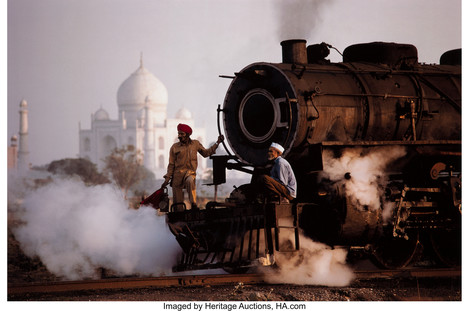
[7,0,462,167]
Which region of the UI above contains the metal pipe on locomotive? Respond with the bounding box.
[163,40,461,271]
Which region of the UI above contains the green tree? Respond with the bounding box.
[102,145,147,198]
[47,158,109,185]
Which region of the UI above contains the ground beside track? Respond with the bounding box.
[8,277,461,301]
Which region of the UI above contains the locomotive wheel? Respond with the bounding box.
[430,229,461,267]
[372,234,422,269]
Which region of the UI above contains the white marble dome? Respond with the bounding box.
[176,107,192,120]
[117,62,168,109]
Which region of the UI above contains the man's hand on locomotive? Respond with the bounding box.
[216,135,224,146]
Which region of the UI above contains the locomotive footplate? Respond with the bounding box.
[166,202,302,272]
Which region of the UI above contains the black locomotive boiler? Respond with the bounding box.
[164,40,461,271]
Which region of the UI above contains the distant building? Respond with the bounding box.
[78,58,207,178]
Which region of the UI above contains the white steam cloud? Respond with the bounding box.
[265,233,354,287]
[321,146,406,213]
[12,178,181,280]
[264,147,406,286]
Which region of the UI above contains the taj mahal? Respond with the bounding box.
[78,57,207,179]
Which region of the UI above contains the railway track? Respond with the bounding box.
[8,267,461,296]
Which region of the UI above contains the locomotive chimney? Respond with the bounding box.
[281,39,307,64]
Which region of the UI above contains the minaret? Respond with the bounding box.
[18,99,30,172]
[143,96,156,173]
[8,135,18,169]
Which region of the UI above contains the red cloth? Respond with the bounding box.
[177,123,192,135]
[140,187,164,209]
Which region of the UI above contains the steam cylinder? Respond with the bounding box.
[222,41,461,166]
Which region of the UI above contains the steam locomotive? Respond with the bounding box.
[163,40,461,271]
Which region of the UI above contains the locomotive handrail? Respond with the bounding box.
[311,92,449,101]
[170,202,187,212]
[216,104,238,161]
[278,66,460,76]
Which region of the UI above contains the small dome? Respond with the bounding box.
[176,107,192,120]
[117,63,168,109]
[94,108,110,120]
[20,99,27,109]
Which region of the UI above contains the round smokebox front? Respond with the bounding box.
[223,63,297,166]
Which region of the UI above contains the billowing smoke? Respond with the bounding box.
[264,232,354,287]
[11,178,181,280]
[321,146,406,214]
[274,0,331,41]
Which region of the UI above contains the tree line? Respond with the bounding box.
[45,145,155,199]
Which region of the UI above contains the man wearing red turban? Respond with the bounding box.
[162,123,224,210]
[176,123,192,135]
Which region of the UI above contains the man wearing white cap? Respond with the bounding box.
[258,142,297,202]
